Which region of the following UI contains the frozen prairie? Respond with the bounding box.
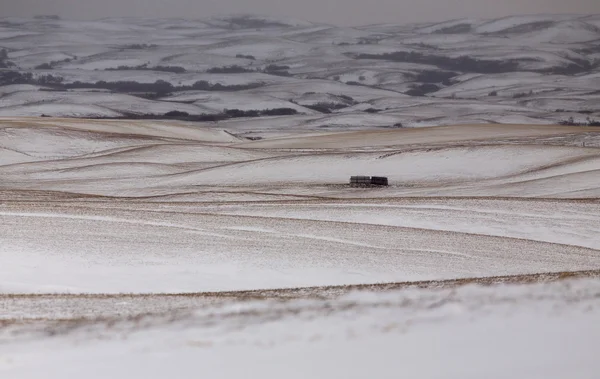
[2,276,600,379]
[1,12,600,379]
[1,14,600,125]
[1,115,600,378]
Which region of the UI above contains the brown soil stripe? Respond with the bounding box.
[3,269,599,301]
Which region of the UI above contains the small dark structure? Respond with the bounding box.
[350,176,389,187]
[371,176,389,186]
[350,176,371,185]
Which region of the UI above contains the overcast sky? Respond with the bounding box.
[2,0,599,25]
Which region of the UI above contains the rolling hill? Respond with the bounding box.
[1,14,599,128]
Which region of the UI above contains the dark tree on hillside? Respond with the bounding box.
[37,74,64,85]
[0,48,14,68]
[236,54,256,60]
[0,71,33,85]
[353,51,520,74]
[207,65,254,74]
[35,63,53,70]
[164,111,189,118]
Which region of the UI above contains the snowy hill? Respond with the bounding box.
[3,15,600,379]
[0,14,599,126]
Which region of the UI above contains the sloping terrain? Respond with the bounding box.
[1,274,600,379]
[1,116,600,378]
[2,119,600,198]
[1,13,600,377]
[1,118,599,294]
[1,14,599,127]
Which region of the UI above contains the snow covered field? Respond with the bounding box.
[1,14,599,125]
[1,118,599,292]
[0,116,599,379]
[1,12,600,376]
[2,275,600,379]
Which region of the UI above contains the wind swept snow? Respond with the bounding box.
[1,276,600,379]
[2,12,600,378]
[2,14,599,123]
[1,119,599,294]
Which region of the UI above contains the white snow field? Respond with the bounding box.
[0,117,599,294]
[1,116,600,378]
[1,12,600,378]
[1,14,600,125]
[1,275,600,379]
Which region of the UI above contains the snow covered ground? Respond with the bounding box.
[1,275,600,379]
[1,14,599,124]
[1,116,600,377]
[1,12,600,376]
[2,198,599,293]
[1,118,599,294]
